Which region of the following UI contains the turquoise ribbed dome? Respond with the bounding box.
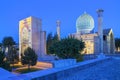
[76,12,94,33]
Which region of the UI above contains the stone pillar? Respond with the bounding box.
[40,31,46,56]
[97,9,105,58]
[56,20,61,40]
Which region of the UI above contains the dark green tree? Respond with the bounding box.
[0,43,2,47]
[0,51,5,66]
[47,33,59,54]
[2,37,16,62]
[47,33,53,54]
[49,38,85,61]
[0,43,2,51]
[2,37,15,48]
[115,38,120,51]
[8,47,19,68]
[52,33,59,42]
[0,51,11,71]
[21,47,38,70]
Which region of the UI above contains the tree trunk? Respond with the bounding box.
[28,64,30,71]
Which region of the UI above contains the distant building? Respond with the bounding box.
[70,10,115,54]
[19,16,46,59]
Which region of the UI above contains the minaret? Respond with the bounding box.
[56,20,61,40]
[97,9,105,57]
[39,19,42,31]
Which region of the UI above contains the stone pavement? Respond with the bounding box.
[72,58,120,80]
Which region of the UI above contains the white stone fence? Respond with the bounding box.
[51,59,76,68]
[6,58,111,80]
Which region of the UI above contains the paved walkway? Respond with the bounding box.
[73,58,120,80]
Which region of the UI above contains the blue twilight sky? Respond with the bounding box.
[0,0,120,43]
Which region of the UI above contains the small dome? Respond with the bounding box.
[76,12,94,34]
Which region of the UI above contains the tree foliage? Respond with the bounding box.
[2,37,15,47]
[0,43,2,47]
[0,51,5,65]
[21,47,38,70]
[0,37,17,71]
[0,43,2,51]
[2,37,18,64]
[7,47,19,64]
[47,33,59,54]
[0,51,11,71]
[52,33,59,43]
[49,38,85,61]
[47,33,53,54]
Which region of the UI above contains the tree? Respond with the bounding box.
[2,37,16,62]
[0,51,11,71]
[47,33,53,54]
[47,33,59,54]
[21,47,38,70]
[115,38,120,51]
[8,47,19,67]
[52,33,59,42]
[2,37,15,48]
[49,38,85,61]
[0,43,2,51]
[0,51,5,66]
[0,43,2,47]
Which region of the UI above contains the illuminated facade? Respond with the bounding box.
[70,11,115,54]
[71,33,98,54]
[19,16,46,58]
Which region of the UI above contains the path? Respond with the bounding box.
[71,58,120,80]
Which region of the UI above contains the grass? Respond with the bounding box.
[15,68,41,74]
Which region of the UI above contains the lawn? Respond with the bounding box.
[15,68,41,74]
